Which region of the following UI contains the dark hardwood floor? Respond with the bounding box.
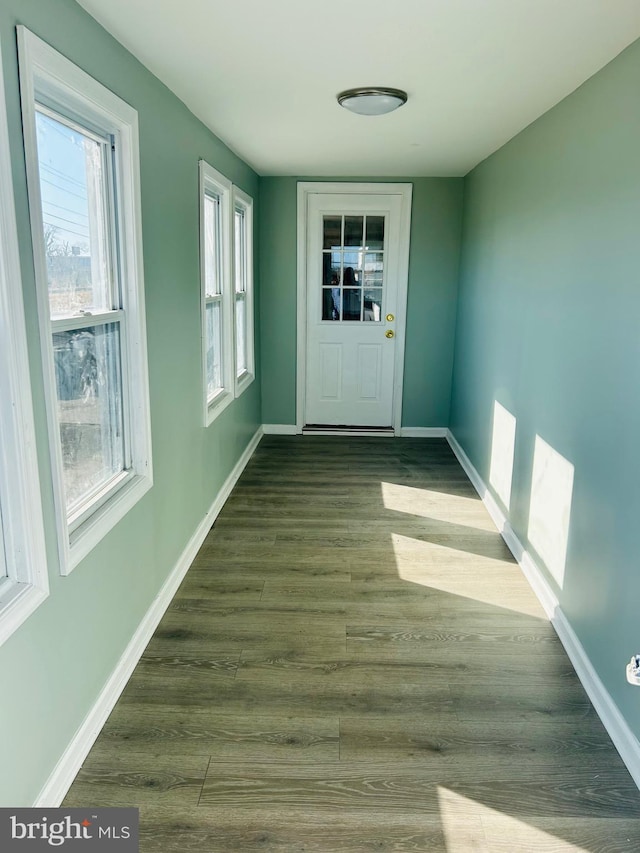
[64,436,640,851]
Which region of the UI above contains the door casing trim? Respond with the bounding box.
[296,181,413,434]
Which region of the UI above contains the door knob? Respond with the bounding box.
[386,313,395,322]
[385,329,395,339]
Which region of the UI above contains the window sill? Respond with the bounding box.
[0,580,49,648]
[205,388,234,427]
[235,371,254,399]
[65,470,153,575]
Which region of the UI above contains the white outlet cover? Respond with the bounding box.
[626,662,640,686]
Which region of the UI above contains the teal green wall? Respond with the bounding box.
[450,40,640,732]
[0,0,260,805]
[259,177,463,427]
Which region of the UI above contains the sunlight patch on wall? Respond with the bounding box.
[488,401,516,510]
[437,787,590,852]
[391,533,546,618]
[527,435,574,590]
[380,481,495,531]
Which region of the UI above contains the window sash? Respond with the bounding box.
[200,160,233,425]
[235,292,247,376]
[205,295,224,403]
[52,316,131,523]
[232,187,253,394]
[35,104,121,321]
[204,191,223,298]
[234,207,246,295]
[34,102,131,523]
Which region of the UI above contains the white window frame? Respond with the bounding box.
[0,42,49,646]
[18,27,153,575]
[199,160,234,425]
[232,187,255,397]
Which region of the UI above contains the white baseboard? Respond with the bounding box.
[302,428,394,437]
[399,427,448,438]
[35,426,264,807]
[446,428,640,791]
[262,424,299,435]
[263,425,449,438]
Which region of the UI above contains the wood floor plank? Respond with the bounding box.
[480,817,640,853]
[338,716,621,769]
[137,806,487,852]
[198,762,640,818]
[120,665,454,717]
[173,577,265,600]
[64,767,206,808]
[87,707,339,762]
[62,436,639,852]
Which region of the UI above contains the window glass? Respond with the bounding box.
[321,214,385,322]
[204,192,222,298]
[234,199,252,384]
[205,300,223,398]
[52,323,125,515]
[36,110,114,317]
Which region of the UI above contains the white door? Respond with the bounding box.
[304,191,409,427]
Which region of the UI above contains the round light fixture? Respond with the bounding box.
[337,87,408,116]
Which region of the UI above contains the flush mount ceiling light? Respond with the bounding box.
[337,87,408,116]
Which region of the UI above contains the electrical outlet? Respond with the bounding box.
[626,655,640,686]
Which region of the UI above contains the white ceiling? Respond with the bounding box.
[76,0,640,177]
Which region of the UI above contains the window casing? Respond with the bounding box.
[232,187,254,396]
[18,27,152,574]
[0,40,49,645]
[200,161,233,425]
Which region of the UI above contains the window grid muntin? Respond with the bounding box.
[321,213,385,323]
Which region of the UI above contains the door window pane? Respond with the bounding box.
[364,252,384,288]
[322,287,341,321]
[364,289,383,321]
[343,265,360,288]
[365,216,385,249]
[323,216,341,250]
[344,216,363,249]
[342,288,362,321]
[53,322,125,514]
[36,110,114,318]
[323,254,341,287]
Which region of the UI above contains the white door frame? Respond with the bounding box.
[296,181,412,434]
